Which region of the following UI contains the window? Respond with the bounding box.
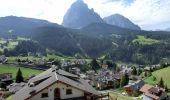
[66,89,72,95]
[41,93,48,98]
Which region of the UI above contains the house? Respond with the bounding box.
[69,67,80,75]
[7,82,26,93]
[101,64,108,69]
[95,69,115,90]
[12,68,99,100]
[0,55,7,64]
[140,84,167,100]
[0,73,13,86]
[119,67,133,75]
[124,80,145,96]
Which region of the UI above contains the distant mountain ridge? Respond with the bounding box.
[80,22,138,36]
[0,16,59,37]
[62,0,104,29]
[165,28,170,32]
[103,14,141,30]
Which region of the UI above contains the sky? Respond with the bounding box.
[0,0,170,30]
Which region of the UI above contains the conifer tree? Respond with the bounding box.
[165,84,168,92]
[158,77,164,88]
[132,67,137,75]
[16,68,24,83]
[120,73,129,87]
[90,59,100,72]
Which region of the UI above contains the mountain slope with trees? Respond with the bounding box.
[0,15,170,65]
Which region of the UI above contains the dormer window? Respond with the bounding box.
[28,82,35,87]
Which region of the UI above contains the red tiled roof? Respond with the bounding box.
[140,84,153,93]
[140,84,165,100]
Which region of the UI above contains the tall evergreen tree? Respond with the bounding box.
[165,84,168,92]
[16,68,24,83]
[132,67,137,75]
[158,77,164,88]
[120,73,129,87]
[90,59,100,72]
[137,68,142,75]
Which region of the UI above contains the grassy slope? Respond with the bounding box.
[0,37,30,52]
[0,64,43,79]
[7,54,75,63]
[132,35,159,45]
[109,92,141,100]
[145,66,170,88]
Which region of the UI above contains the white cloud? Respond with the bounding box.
[0,0,169,30]
[83,0,170,30]
[0,0,75,23]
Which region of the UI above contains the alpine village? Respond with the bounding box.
[0,0,170,100]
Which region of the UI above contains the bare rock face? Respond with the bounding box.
[62,0,104,29]
[104,14,141,30]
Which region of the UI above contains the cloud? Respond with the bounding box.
[0,0,75,23]
[84,0,170,30]
[123,0,170,29]
[104,0,135,6]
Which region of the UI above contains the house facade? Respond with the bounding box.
[29,82,86,100]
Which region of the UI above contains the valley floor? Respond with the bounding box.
[0,64,43,79]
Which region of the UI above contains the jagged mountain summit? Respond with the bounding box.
[62,0,104,29]
[103,14,141,30]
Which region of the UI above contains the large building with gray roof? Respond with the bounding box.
[12,68,99,100]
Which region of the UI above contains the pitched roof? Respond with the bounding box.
[140,84,165,100]
[57,69,79,78]
[12,68,99,100]
[124,80,145,90]
[140,84,152,93]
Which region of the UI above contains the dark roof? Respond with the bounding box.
[149,87,162,94]
[124,80,145,90]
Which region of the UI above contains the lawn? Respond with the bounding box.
[7,54,75,63]
[17,37,30,41]
[144,66,170,95]
[6,96,12,100]
[132,35,159,45]
[109,92,141,100]
[145,67,170,87]
[0,64,43,79]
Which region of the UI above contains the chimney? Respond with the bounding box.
[156,85,158,88]
[158,87,161,92]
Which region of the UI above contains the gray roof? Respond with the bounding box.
[12,68,99,100]
[125,80,145,90]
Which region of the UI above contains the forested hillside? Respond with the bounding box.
[32,26,113,57]
[1,16,170,65]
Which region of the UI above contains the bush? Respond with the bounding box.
[0,81,6,89]
[152,76,156,81]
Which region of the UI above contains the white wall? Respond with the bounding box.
[142,94,153,100]
[30,82,84,100]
